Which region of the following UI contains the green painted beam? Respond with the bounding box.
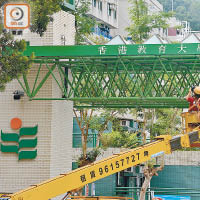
[23,43,200,57]
[75,105,188,109]
[18,44,200,108]
[69,97,185,101]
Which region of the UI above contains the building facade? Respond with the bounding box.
[88,0,118,39]
[113,0,163,38]
[0,3,75,200]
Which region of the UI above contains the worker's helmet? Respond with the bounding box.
[193,86,200,99]
[194,87,200,95]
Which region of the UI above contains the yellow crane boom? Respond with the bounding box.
[8,130,199,200]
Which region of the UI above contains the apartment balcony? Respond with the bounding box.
[93,27,113,39]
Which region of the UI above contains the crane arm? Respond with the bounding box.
[9,131,199,200]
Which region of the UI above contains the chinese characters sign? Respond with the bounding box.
[79,151,148,184]
[23,43,200,57]
[96,44,200,56]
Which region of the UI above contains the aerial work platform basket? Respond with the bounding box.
[182,112,200,147]
[182,112,200,133]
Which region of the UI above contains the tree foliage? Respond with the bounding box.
[127,0,173,43]
[158,0,200,31]
[0,0,64,36]
[73,108,94,162]
[0,0,64,90]
[77,147,101,167]
[0,0,94,90]
[101,131,138,149]
[131,108,182,139]
[87,35,109,45]
[139,155,164,200]
[72,0,96,44]
[89,109,127,146]
[130,108,182,200]
[73,108,126,164]
[0,14,33,91]
[27,0,64,36]
[149,108,182,137]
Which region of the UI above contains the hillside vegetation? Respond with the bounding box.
[158,0,200,31]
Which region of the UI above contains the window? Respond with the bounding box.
[11,30,23,35]
[73,117,98,148]
[99,1,102,11]
[72,162,78,170]
[107,3,111,16]
[93,0,96,7]
[122,120,126,126]
[114,9,117,19]
[67,0,74,4]
[63,0,75,11]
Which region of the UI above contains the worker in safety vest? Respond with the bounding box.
[185,86,200,112]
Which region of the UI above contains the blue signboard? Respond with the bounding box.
[154,195,191,200]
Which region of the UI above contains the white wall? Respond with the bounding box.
[164,151,200,166]
[88,0,118,29]
[0,10,75,197]
[14,11,75,46]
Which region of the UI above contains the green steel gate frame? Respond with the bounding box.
[20,43,200,108]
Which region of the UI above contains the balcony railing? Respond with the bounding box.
[62,0,75,11]
[93,27,112,39]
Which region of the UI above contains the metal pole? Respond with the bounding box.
[172,0,174,11]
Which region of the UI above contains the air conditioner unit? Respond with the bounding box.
[135,165,145,174]
[124,167,135,173]
[10,30,23,35]
[121,120,127,126]
[110,4,116,10]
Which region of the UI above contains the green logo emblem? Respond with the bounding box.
[1,118,38,160]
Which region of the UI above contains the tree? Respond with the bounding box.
[188,1,200,31]
[0,14,34,91]
[150,108,182,137]
[89,109,124,147]
[175,6,188,21]
[0,0,64,89]
[127,0,173,43]
[139,156,164,200]
[73,108,125,166]
[87,35,109,45]
[72,0,96,44]
[27,0,64,36]
[1,0,95,42]
[0,0,64,36]
[101,130,139,149]
[156,0,172,12]
[72,108,125,195]
[135,108,182,200]
[73,108,95,164]
[158,0,200,31]
[0,0,94,90]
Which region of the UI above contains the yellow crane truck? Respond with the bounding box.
[2,111,200,200]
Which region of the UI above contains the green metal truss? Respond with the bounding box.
[19,43,200,108]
